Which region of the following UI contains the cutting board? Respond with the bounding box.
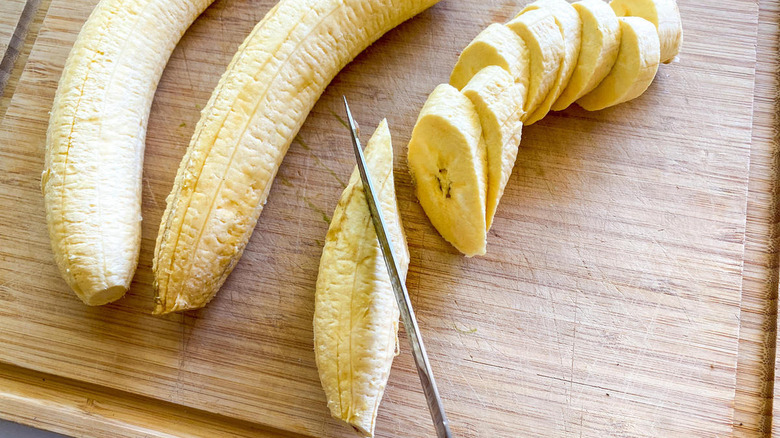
[0,0,25,56]
[0,0,765,436]
[0,0,27,93]
[735,0,779,435]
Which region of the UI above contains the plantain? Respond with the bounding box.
[313,120,408,438]
[42,0,215,306]
[519,0,582,124]
[505,8,564,120]
[153,0,439,314]
[407,84,488,257]
[449,23,530,98]
[552,0,621,111]
[610,0,683,63]
[462,66,524,230]
[577,16,660,111]
[409,0,681,256]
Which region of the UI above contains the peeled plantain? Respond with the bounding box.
[153,0,439,314]
[42,0,215,306]
[313,120,409,437]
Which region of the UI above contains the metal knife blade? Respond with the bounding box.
[343,96,453,438]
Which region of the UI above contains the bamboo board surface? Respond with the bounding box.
[0,0,25,57]
[0,0,50,120]
[0,0,768,436]
[737,1,780,435]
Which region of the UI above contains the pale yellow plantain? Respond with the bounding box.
[577,16,660,111]
[407,84,488,257]
[153,0,439,314]
[462,66,524,230]
[552,0,621,111]
[42,0,215,306]
[519,0,582,124]
[313,120,408,438]
[409,1,681,256]
[449,23,530,97]
[610,0,683,63]
[505,8,564,120]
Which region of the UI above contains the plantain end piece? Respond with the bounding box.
[314,119,409,437]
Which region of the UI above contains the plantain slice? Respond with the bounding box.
[505,8,564,120]
[610,0,683,63]
[462,66,524,230]
[450,23,530,99]
[519,0,582,124]
[552,0,621,111]
[577,16,660,111]
[314,119,409,437]
[408,84,488,256]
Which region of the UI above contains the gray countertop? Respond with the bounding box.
[0,420,66,437]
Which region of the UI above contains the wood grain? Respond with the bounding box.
[0,0,25,57]
[0,362,303,437]
[735,1,779,435]
[0,0,52,121]
[0,0,766,436]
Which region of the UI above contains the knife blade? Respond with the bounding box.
[343,96,453,438]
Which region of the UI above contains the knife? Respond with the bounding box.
[343,97,453,438]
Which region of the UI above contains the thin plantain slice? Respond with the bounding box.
[577,16,660,111]
[506,8,564,120]
[450,23,530,99]
[552,0,621,110]
[462,66,524,230]
[408,84,488,256]
[519,0,582,124]
[610,0,683,63]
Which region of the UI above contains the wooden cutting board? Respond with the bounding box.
[734,0,779,435]
[0,0,768,436]
[0,0,24,56]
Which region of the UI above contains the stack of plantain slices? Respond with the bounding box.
[408,0,683,257]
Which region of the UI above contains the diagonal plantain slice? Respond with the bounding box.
[519,0,582,124]
[552,0,621,111]
[506,8,564,121]
[462,66,524,231]
[610,0,683,63]
[408,84,488,256]
[577,16,660,111]
[313,119,409,438]
[450,23,530,98]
